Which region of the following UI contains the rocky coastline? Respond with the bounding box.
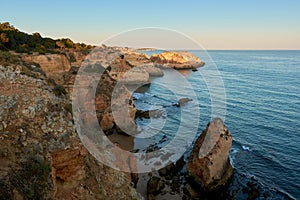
[0,45,235,200]
[136,118,234,200]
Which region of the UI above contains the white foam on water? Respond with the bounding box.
[242,145,252,152]
[229,147,239,167]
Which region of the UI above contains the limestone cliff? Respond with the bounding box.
[0,65,140,200]
[150,51,205,69]
[22,54,71,76]
[64,63,137,135]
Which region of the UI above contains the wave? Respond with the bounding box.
[229,147,239,167]
[242,145,252,152]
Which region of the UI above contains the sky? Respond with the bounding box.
[1,0,300,50]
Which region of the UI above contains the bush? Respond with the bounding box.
[16,44,30,53]
[53,85,67,96]
[0,177,12,199]
[0,51,21,66]
[64,103,73,114]
[9,156,52,200]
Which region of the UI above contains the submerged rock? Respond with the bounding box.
[186,118,233,192]
[150,51,205,69]
[173,97,193,107]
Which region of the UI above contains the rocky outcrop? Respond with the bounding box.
[0,65,140,200]
[22,54,71,76]
[186,118,233,192]
[138,64,164,77]
[173,97,193,107]
[135,109,164,119]
[118,67,150,85]
[109,56,150,85]
[67,50,89,66]
[150,51,205,69]
[124,51,164,77]
[110,80,137,133]
[108,51,164,85]
[124,51,150,66]
[66,67,137,135]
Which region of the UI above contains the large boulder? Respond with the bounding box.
[186,118,233,192]
[150,51,205,69]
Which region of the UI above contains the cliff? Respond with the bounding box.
[0,65,140,200]
[150,51,205,69]
[22,54,71,76]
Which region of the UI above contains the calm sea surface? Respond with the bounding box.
[133,50,300,199]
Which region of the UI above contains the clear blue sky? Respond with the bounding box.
[1,0,300,49]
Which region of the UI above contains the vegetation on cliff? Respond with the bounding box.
[0,22,93,54]
[0,50,21,65]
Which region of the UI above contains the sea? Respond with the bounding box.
[133,50,300,199]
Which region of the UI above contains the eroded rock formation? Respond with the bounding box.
[150,51,205,69]
[22,54,71,75]
[124,51,164,77]
[186,118,233,192]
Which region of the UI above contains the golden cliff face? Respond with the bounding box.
[22,54,71,75]
[150,51,205,69]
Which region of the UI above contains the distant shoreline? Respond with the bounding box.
[137,49,300,52]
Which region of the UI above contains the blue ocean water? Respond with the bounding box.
[134,50,300,199]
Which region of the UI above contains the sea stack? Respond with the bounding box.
[186,118,233,192]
